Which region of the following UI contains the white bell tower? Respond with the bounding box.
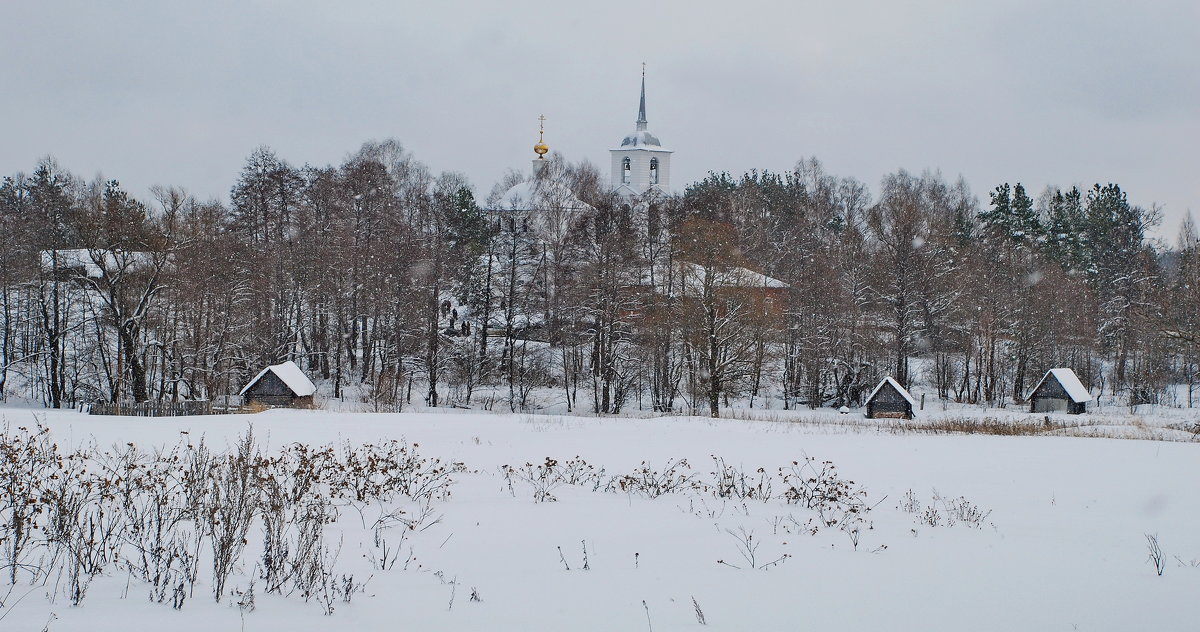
[611,66,672,197]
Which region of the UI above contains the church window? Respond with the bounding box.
[649,158,659,184]
[622,157,631,184]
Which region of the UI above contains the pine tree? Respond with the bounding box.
[27,161,80,407]
[1082,183,1155,389]
[1044,187,1086,270]
[981,182,1040,246]
[1009,183,1042,245]
[980,183,1011,237]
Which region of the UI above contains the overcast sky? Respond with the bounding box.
[3,1,1196,238]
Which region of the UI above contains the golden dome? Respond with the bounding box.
[534,114,549,159]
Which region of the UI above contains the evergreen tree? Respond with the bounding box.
[980,183,1011,237]
[27,161,81,407]
[1009,183,1041,245]
[1082,183,1156,389]
[981,182,1040,246]
[1084,183,1145,285]
[1043,186,1086,269]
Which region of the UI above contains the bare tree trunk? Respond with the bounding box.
[426,244,442,408]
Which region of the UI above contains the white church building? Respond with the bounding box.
[610,71,672,197]
[492,70,672,219]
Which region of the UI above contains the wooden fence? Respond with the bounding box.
[87,400,248,417]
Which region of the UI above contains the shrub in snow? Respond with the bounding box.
[335,440,466,503]
[779,458,868,528]
[921,505,943,528]
[499,458,609,501]
[1146,533,1165,576]
[609,459,700,499]
[500,458,568,502]
[709,456,772,501]
[944,495,991,528]
[205,431,260,601]
[913,490,991,529]
[692,596,707,625]
[717,527,790,570]
[0,423,459,613]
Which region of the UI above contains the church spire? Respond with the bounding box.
[636,63,647,131]
[611,65,671,195]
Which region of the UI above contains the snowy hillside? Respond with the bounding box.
[2,407,1197,631]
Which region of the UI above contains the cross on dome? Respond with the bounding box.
[533,114,549,159]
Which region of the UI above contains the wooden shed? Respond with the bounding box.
[1027,368,1091,415]
[239,361,317,408]
[865,377,917,420]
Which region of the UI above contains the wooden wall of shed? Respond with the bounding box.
[872,384,908,405]
[1029,376,1086,414]
[244,371,293,398]
[867,400,912,419]
[245,395,294,407]
[1032,377,1069,401]
[866,383,913,419]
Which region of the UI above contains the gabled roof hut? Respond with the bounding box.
[865,377,917,420]
[239,361,316,408]
[1027,368,1091,415]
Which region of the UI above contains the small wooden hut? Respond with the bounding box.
[239,361,316,408]
[1027,368,1091,415]
[865,376,917,420]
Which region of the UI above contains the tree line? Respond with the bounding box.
[1,142,1196,415]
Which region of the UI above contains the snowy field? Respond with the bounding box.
[2,405,1198,631]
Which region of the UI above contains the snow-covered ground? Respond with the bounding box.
[2,405,1198,631]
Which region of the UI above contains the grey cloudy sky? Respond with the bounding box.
[3,0,1196,238]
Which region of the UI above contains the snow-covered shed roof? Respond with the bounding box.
[1028,368,1092,403]
[239,361,317,397]
[866,376,918,409]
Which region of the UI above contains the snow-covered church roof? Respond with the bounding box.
[39,249,154,278]
[1028,368,1092,403]
[620,129,663,149]
[676,261,789,290]
[495,174,592,213]
[239,360,317,397]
